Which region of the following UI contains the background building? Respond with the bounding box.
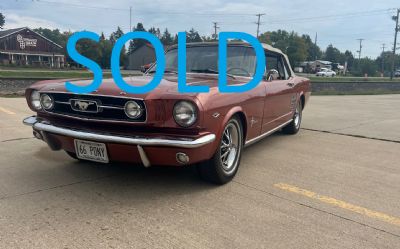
[0,27,65,68]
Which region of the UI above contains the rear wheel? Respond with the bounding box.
[282,100,302,135]
[197,117,243,184]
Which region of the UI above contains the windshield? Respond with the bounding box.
[149,45,258,77]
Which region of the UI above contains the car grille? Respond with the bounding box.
[40,92,147,122]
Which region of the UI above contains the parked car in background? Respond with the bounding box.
[23,42,311,184]
[395,70,400,77]
[316,68,336,77]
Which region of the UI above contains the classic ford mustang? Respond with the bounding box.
[23,42,310,184]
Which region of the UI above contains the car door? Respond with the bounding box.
[261,54,295,133]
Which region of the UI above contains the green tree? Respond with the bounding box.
[148,27,161,38]
[186,28,202,42]
[109,26,124,44]
[302,34,322,61]
[323,44,342,63]
[0,13,5,29]
[109,27,126,67]
[353,58,379,76]
[375,51,400,76]
[99,39,113,69]
[161,28,173,45]
[128,23,147,54]
[259,30,307,67]
[76,38,102,67]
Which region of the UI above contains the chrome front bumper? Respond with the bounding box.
[23,116,216,167]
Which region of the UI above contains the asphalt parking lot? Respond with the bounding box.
[0,95,399,248]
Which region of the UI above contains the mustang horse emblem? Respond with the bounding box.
[73,100,94,111]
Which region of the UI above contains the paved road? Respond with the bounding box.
[0,95,399,248]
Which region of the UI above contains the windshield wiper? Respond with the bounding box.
[190,68,236,79]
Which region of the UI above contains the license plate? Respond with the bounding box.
[74,139,109,163]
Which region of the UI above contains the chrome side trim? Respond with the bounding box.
[23,116,215,149]
[245,119,293,147]
[137,145,151,167]
[261,112,293,127]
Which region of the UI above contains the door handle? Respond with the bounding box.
[287,82,295,87]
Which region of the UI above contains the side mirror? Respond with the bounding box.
[264,69,279,82]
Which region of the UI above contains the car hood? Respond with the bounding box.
[35,74,225,100]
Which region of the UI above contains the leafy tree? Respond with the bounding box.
[99,39,113,69]
[128,23,147,54]
[0,13,4,29]
[323,44,342,63]
[201,35,214,42]
[109,27,126,66]
[375,51,400,75]
[76,38,102,67]
[259,30,307,67]
[302,34,322,61]
[148,27,161,38]
[186,28,202,42]
[109,26,124,44]
[353,58,379,77]
[161,28,174,45]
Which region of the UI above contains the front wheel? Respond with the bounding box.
[197,117,243,184]
[282,100,302,135]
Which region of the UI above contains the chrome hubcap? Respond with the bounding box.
[294,104,301,128]
[220,123,240,174]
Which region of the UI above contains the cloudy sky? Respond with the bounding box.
[2,0,399,58]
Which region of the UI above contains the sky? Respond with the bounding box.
[1,0,399,58]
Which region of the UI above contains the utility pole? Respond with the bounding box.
[129,6,132,32]
[255,13,265,38]
[356,38,364,60]
[314,32,318,60]
[390,8,399,80]
[212,22,219,40]
[381,43,386,74]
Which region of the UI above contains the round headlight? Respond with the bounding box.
[124,101,143,119]
[30,90,42,110]
[40,94,54,110]
[173,101,197,127]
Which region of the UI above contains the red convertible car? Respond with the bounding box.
[23,42,311,184]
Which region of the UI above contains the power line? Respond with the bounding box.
[31,0,257,16]
[255,13,265,38]
[265,8,396,24]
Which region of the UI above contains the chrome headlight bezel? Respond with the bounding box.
[124,100,143,119]
[173,100,198,127]
[40,94,54,110]
[30,90,42,110]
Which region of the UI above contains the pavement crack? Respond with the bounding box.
[1,137,34,143]
[232,180,400,239]
[301,128,400,144]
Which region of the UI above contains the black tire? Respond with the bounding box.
[282,100,302,135]
[197,117,243,185]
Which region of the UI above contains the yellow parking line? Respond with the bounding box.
[0,106,16,115]
[274,183,400,227]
